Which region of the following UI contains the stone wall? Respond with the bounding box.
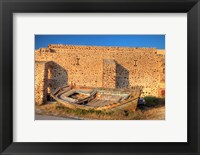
[35,61,69,105]
[35,45,165,103]
[103,59,116,88]
[35,61,51,105]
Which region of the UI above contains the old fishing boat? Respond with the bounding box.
[51,85,141,111]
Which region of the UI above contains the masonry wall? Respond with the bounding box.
[35,61,50,105]
[103,59,116,88]
[35,45,165,99]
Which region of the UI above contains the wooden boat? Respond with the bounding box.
[51,85,141,111]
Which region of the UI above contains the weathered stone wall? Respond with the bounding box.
[103,59,116,88]
[35,61,69,105]
[35,45,165,100]
[35,61,51,105]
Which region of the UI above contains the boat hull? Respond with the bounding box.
[51,86,141,112]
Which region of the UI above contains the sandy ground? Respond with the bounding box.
[35,103,165,120]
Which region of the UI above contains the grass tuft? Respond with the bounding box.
[144,96,165,107]
[56,105,113,116]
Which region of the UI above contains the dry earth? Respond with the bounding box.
[35,102,165,120]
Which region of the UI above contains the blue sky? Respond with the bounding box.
[35,35,165,50]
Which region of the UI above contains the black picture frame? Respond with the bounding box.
[0,0,199,154]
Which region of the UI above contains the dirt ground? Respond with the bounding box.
[35,102,165,120]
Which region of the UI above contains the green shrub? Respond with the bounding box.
[144,96,165,107]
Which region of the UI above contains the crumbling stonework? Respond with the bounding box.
[35,61,52,105]
[35,44,165,104]
[103,59,116,88]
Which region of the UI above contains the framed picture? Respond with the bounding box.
[0,0,199,154]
